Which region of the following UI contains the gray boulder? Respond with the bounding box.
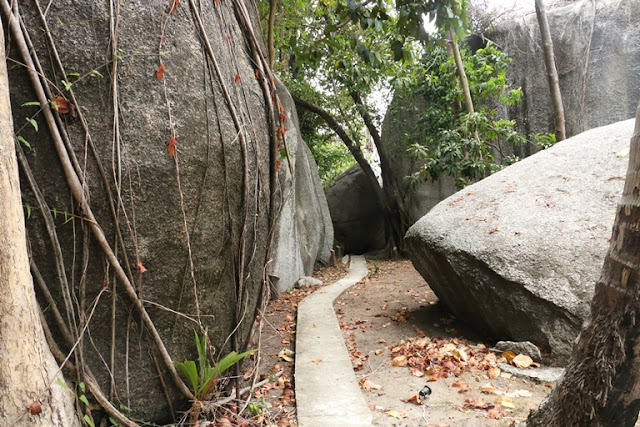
[324,165,386,254]
[492,0,640,138]
[405,119,634,361]
[271,85,333,292]
[11,0,330,421]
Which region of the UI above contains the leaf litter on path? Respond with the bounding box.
[334,259,554,426]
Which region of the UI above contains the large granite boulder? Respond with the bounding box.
[271,85,333,292]
[492,0,640,138]
[11,0,329,421]
[405,119,634,361]
[325,165,386,254]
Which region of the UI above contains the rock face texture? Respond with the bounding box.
[271,85,333,292]
[325,165,386,254]
[405,119,634,361]
[493,0,640,139]
[381,0,640,222]
[381,96,458,224]
[10,0,329,421]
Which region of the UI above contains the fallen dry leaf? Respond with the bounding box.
[386,410,408,419]
[480,384,501,395]
[277,349,294,363]
[410,367,425,377]
[463,397,493,410]
[375,349,384,355]
[403,393,422,405]
[391,355,407,367]
[502,351,516,363]
[506,389,533,398]
[512,354,533,368]
[487,366,501,379]
[452,379,468,389]
[488,407,505,419]
[311,359,323,364]
[359,378,382,391]
[501,397,516,409]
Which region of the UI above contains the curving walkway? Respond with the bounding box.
[295,255,373,427]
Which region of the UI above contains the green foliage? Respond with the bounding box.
[259,0,471,185]
[531,132,557,149]
[176,329,256,400]
[402,43,526,188]
[16,135,31,149]
[247,398,267,416]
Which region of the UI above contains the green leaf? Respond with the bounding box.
[61,80,72,91]
[211,349,257,380]
[26,118,38,132]
[24,203,31,219]
[21,101,41,107]
[176,360,199,393]
[91,69,104,78]
[17,135,31,149]
[55,378,73,393]
[83,414,94,427]
[67,72,81,77]
[79,394,90,406]
[79,382,86,393]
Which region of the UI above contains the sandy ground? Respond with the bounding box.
[335,259,553,427]
[240,258,554,426]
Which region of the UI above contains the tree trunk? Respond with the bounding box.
[267,0,277,68]
[0,19,80,427]
[447,30,475,117]
[535,0,566,141]
[446,30,480,142]
[527,105,640,426]
[292,93,404,252]
[350,91,411,250]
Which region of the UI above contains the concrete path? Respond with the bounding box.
[295,255,373,427]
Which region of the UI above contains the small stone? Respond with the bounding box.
[494,341,542,362]
[295,276,323,288]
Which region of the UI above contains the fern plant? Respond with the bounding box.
[176,329,256,400]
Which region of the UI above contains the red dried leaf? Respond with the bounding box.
[52,96,70,114]
[27,401,42,415]
[136,259,148,274]
[170,0,180,13]
[403,393,422,405]
[235,73,241,84]
[156,64,166,81]
[168,136,177,157]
